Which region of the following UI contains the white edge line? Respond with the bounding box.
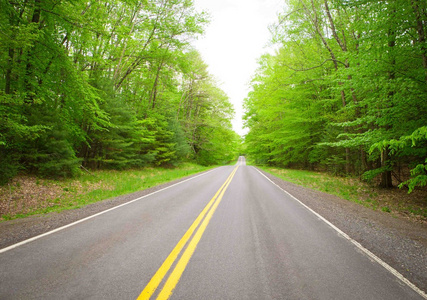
[252,166,427,299]
[0,167,220,254]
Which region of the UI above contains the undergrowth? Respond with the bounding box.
[258,166,427,221]
[0,163,214,221]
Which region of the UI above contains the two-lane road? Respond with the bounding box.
[1,157,425,299]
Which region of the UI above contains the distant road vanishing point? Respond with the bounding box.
[1,156,425,299]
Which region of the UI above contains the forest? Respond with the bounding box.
[244,0,427,192]
[0,0,240,185]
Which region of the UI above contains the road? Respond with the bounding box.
[0,157,425,299]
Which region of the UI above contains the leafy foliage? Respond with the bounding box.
[244,0,427,192]
[0,0,238,184]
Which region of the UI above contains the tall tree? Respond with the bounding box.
[0,0,238,184]
[244,0,427,191]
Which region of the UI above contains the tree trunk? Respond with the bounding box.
[411,0,427,83]
[150,60,164,109]
[5,48,14,94]
[379,6,396,188]
[303,0,351,174]
[380,148,393,188]
[360,146,368,173]
[24,0,41,103]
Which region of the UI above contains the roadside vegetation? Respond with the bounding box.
[258,165,427,222]
[241,0,427,222]
[0,0,239,186]
[0,163,214,221]
[243,0,427,193]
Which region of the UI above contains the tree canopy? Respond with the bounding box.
[244,0,427,191]
[0,0,239,184]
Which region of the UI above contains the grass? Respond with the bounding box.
[0,163,215,221]
[257,165,427,221]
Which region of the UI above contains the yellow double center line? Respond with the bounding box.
[137,165,239,300]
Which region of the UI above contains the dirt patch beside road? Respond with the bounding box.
[1,167,426,295]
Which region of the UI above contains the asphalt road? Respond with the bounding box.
[0,157,425,299]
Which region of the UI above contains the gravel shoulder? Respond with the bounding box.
[256,167,427,295]
[1,167,426,294]
[0,170,213,250]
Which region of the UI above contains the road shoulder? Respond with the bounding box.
[0,169,216,250]
[255,167,427,294]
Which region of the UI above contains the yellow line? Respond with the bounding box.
[137,166,239,300]
[156,166,239,300]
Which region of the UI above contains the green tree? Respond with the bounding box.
[244,0,427,191]
[0,0,237,184]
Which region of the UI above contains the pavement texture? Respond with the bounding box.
[1,158,426,299]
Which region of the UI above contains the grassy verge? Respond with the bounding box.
[257,166,427,221]
[0,163,215,221]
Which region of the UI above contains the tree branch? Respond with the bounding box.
[280,58,347,71]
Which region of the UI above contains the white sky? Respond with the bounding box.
[192,0,283,136]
